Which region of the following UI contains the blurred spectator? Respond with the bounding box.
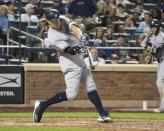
[52,0,67,15]
[137,12,152,33]
[104,25,114,59]
[111,35,130,62]
[130,8,142,23]
[116,0,131,5]
[84,47,105,67]
[82,18,96,34]
[140,52,153,64]
[114,21,125,33]
[95,0,107,26]
[67,0,97,18]
[37,17,47,39]
[112,35,128,47]
[133,2,148,19]
[151,8,161,21]
[160,9,164,23]
[104,24,113,41]
[115,3,129,21]
[24,0,37,13]
[108,0,116,7]
[0,5,9,33]
[36,17,57,63]
[6,1,16,21]
[95,1,107,16]
[93,27,105,47]
[21,4,39,23]
[105,5,116,25]
[130,35,145,61]
[25,0,45,17]
[0,5,9,44]
[92,27,106,58]
[124,15,136,28]
[27,0,37,7]
[159,0,164,12]
[124,15,137,39]
[110,54,119,64]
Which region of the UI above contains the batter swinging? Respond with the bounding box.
[33,9,112,123]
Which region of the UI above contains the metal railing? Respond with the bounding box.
[1,26,146,64]
[9,26,44,45]
[6,26,44,55]
[96,47,144,50]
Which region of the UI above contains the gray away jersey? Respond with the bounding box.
[44,15,81,53]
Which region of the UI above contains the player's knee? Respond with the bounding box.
[86,84,97,93]
[156,78,164,88]
[66,90,78,100]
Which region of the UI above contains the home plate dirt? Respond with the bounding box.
[0,118,164,131]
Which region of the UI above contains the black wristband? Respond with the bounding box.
[64,46,80,55]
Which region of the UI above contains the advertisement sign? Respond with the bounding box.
[0,65,24,104]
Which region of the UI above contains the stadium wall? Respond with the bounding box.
[23,64,159,108]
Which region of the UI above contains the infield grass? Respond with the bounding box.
[0,112,163,120]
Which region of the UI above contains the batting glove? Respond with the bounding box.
[80,34,90,43]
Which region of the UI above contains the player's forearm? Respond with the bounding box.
[141,30,153,48]
[140,35,149,48]
[71,25,83,38]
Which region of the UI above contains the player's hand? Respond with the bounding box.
[64,45,81,55]
[80,34,90,43]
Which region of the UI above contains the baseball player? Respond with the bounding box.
[33,9,112,123]
[141,19,164,112]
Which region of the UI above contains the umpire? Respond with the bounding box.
[33,9,112,123]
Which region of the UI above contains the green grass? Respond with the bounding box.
[0,112,163,120]
[0,112,163,131]
[0,126,96,131]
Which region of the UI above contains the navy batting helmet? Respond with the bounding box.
[150,19,160,35]
[46,9,60,21]
[150,19,160,29]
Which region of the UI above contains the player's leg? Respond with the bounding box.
[33,64,82,123]
[154,60,164,112]
[33,90,68,122]
[81,64,112,123]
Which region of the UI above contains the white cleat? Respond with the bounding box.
[97,116,112,123]
[153,108,164,113]
[33,100,45,123]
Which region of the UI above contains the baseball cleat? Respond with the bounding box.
[97,115,112,123]
[153,107,164,113]
[33,100,45,123]
[97,111,112,123]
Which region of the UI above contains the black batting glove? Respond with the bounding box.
[64,45,81,55]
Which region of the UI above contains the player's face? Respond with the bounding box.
[150,26,157,34]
